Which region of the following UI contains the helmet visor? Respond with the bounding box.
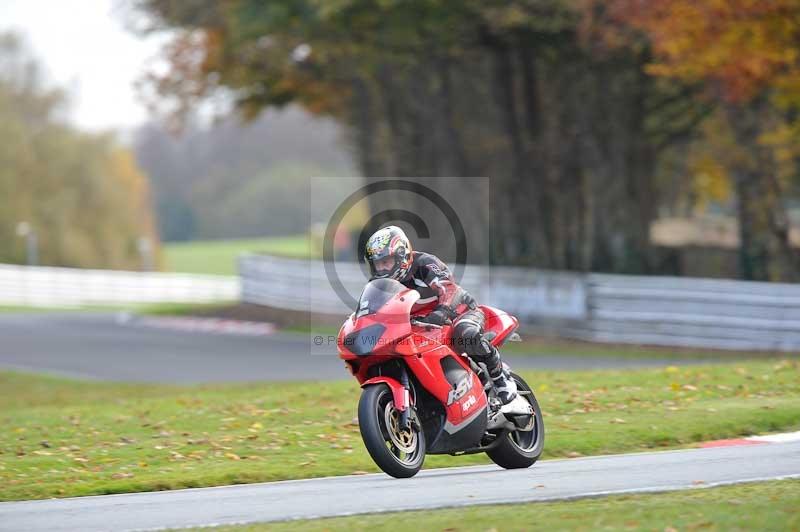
[371,255,396,277]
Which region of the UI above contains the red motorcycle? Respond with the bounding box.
[337,278,544,478]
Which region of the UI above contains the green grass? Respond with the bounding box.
[0,302,236,316]
[1,359,798,501]
[128,302,236,316]
[501,336,785,361]
[163,235,312,275]
[209,479,800,531]
[0,305,84,313]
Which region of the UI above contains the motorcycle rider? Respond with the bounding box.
[364,225,527,412]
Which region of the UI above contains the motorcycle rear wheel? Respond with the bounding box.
[486,372,544,469]
[358,384,426,478]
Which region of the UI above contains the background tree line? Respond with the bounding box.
[134,106,356,242]
[131,0,800,281]
[0,32,160,270]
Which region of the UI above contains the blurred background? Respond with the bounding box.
[1,0,799,279]
[1,0,799,351]
[1,2,800,512]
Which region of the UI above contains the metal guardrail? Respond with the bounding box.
[239,254,800,352]
[583,273,800,351]
[0,264,240,306]
[238,254,586,318]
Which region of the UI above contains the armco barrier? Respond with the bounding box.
[238,254,800,351]
[0,264,239,306]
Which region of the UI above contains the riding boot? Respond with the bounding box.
[480,339,517,404]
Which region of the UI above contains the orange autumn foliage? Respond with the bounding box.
[612,0,800,103]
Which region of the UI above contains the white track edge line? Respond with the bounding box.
[131,473,800,532]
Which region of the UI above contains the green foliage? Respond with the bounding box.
[133,108,357,242]
[132,0,800,278]
[0,33,160,270]
[164,234,313,275]
[195,162,322,239]
[130,0,707,274]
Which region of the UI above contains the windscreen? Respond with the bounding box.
[355,278,405,318]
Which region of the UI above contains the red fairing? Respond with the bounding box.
[361,376,409,411]
[405,345,486,427]
[337,280,488,429]
[338,285,418,359]
[481,305,519,347]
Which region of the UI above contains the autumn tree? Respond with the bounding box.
[614,0,800,281]
[129,0,711,273]
[0,33,161,270]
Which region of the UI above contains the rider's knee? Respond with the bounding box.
[470,335,496,359]
[454,326,493,361]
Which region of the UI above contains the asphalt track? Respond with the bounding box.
[0,313,726,383]
[1,441,798,531]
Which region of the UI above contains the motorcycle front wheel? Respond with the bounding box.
[358,384,426,478]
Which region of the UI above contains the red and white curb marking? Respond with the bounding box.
[701,430,800,448]
[117,313,276,337]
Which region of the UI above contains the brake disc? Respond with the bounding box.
[384,402,417,454]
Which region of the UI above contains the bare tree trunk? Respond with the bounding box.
[350,77,385,178]
[487,36,551,267]
[623,58,656,273]
[725,101,799,281]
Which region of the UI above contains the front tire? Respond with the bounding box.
[358,384,426,478]
[486,372,544,469]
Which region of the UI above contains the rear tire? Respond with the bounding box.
[486,372,544,469]
[358,384,426,478]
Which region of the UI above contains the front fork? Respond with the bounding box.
[399,366,411,430]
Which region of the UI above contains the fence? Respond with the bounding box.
[239,254,800,352]
[0,264,239,306]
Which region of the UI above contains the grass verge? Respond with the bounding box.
[128,302,238,316]
[164,236,311,275]
[207,479,800,531]
[0,302,239,316]
[0,305,84,313]
[500,335,789,361]
[1,359,798,501]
